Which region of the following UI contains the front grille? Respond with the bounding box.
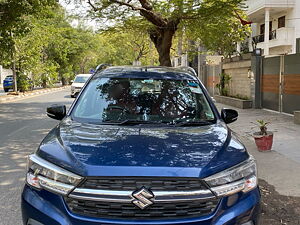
[80,177,207,191]
[65,177,219,220]
[65,198,219,220]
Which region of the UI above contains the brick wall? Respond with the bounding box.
[222,60,252,99]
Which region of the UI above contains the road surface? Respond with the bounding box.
[0,88,73,225]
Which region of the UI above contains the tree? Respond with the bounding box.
[0,0,57,91]
[73,0,246,66]
[187,11,251,58]
[95,25,158,66]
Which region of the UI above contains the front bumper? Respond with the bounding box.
[71,88,81,96]
[21,184,261,225]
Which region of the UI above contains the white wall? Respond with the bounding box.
[288,0,300,52]
[0,66,13,84]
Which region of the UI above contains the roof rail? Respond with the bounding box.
[94,63,111,73]
[176,66,198,77]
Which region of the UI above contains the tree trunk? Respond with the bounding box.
[149,23,178,67]
[11,59,17,92]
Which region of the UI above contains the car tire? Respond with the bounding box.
[4,88,9,92]
[71,94,75,98]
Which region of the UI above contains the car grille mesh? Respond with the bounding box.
[65,198,219,220]
[79,177,207,191]
[65,177,219,220]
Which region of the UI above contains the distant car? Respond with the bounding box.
[71,74,91,98]
[3,75,13,92]
[2,75,34,92]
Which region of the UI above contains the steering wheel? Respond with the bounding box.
[106,105,130,114]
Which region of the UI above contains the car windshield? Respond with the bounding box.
[74,76,89,83]
[71,77,215,125]
[5,76,13,81]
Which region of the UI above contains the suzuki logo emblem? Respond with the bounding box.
[131,187,154,209]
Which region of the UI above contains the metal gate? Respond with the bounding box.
[282,54,300,114]
[262,54,300,114]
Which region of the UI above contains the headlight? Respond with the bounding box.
[26,154,83,195]
[204,156,257,197]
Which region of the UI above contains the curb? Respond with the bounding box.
[0,86,70,103]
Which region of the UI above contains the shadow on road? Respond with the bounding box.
[0,91,72,225]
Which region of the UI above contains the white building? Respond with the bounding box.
[246,0,300,56]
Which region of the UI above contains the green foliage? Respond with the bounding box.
[94,26,158,66]
[229,94,250,100]
[17,74,33,92]
[256,120,270,136]
[72,0,248,65]
[216,73,231,96]
[187,9,251,58]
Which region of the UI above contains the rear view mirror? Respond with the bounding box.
[221,108,238,124]
[47,104,66,120]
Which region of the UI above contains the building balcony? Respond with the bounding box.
[253,27,294,53]
[246,0,295,22]
[252,30,277,44]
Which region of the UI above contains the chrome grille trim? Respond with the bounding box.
[68,188,216,203]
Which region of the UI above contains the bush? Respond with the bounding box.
[216,73,231,96]
[17,75,33,92]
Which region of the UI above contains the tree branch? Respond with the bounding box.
[138,0,152,10]
[87,0,98,11]
[110,0,167,27]
[111,0,143,11]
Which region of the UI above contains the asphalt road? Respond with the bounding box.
[0,88,73,225]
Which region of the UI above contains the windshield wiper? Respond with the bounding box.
[174,120,214,127]
[102,119,165,126]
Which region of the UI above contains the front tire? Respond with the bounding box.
[4,88,9,92]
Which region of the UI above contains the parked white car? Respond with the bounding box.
[71,74,91,98]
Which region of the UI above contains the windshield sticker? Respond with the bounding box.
[188,82,203,94]
[142,79,154,83]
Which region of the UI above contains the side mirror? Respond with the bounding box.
[47,104,66,120]
[221,108,238,124]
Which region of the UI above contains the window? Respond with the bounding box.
[74,76,89,83]
[260,21,272,34]
[278,16,285,28]
[260,24,265,34]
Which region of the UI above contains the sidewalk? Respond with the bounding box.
[0,86,70,103]
[216,103,300,197]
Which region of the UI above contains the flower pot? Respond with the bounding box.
[253,132,273,151]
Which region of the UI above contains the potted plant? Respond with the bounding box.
[253,120,273,151]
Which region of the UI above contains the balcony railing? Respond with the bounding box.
[252,30,277,45]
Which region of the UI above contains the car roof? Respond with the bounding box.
[76,74,91,77]
[93,66,198,81]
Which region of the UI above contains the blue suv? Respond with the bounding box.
[21,66,261,225]
[3,75,13,92]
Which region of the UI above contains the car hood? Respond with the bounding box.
[37,118,249,178]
